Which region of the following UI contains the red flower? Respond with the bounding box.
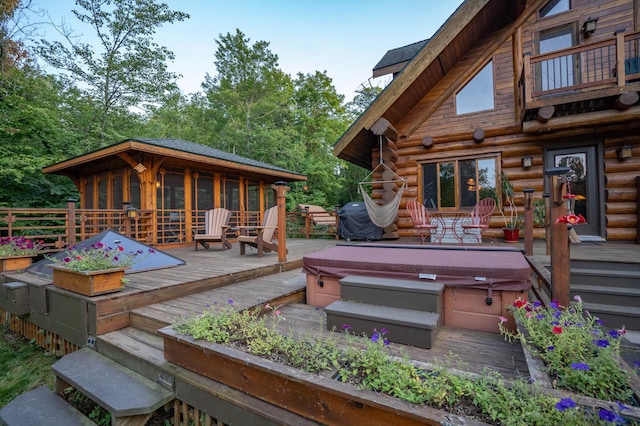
[552,326,563,334]
[514,299,527,308]
[117,246,124,252]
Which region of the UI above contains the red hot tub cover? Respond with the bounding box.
[302,244,532,291]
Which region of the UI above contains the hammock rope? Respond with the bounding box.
[358,136,406,228]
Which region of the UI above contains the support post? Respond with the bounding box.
[272,182,289,263]
[523,188,535,256]
[66,198,77,246]
[545,167,571,307]
[123,202,132,238]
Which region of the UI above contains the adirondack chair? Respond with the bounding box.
[406,200,439,244]
[460,198,496,244]
[237,206,283,257]
[194,208,232,251]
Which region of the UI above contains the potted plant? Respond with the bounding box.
[47,242,152,296]
[0,236,45,272]
[498,172,521,242]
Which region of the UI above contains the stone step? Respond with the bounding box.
[0,386,94,426]
[570,260,640,273]
[582,302,640,331]
[52,348,174,426]
[572,284,640,308]
[325,300,441,349]
[339,275,444,312]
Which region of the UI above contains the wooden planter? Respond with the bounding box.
[159,327,483,426]
[49,265,128,296]
[0,256,33,272]
[516,322,640,421]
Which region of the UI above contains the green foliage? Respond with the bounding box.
[500,298,633,402]
[0,326,57,406]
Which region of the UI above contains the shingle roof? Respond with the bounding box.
[127,138,302,176]
[372,39,429,72]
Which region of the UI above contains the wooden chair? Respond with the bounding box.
[461,198,496,244]
[237,206,284,257]
[194,208,232,251]
[406,200,439,244]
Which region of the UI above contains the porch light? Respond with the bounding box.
[126,205,138,220]
[616,145,632,160]
[522,155,533,169]
[582,17,598,36]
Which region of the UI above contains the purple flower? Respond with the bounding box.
[549,301,559,309]
[533,300,542,308]
[634,360,640,369]
[547,345,555,351]
[535,314,545,320]
[555,398,576,412]
[554,311,562,319]
[595,317,604,326]
[596,339,610,348]
[609,329,620,339]
[383,339,390,345]
[598,408,625,423]
[380,328,389,334]
[550,321,560,326]
[227,299,234,305]
[571,362,590,371]
[342,324,352,331]
[371,333,379,343]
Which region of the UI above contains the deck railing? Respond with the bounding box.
[0,204,336,250]
[523,30,640,105]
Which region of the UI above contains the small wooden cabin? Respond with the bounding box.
[335,0,640,243]
[43,138,306,245]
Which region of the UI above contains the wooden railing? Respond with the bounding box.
[523,30,640,106]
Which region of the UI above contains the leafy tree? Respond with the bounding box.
[36,0,189,148]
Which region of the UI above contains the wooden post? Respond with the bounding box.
[545,168,571,307]
[272,182,289,263]
[66,198,77,246]
[523,188,535,256]
[123,202,132,238]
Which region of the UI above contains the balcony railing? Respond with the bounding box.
[523,31,640,109]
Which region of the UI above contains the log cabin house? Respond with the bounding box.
[42,138,306,246]
[335,0,640,243]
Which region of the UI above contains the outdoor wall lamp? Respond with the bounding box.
[126,205,138,220]
[617,145,632,160]
[582,17,598,36]
[522,155,533,169]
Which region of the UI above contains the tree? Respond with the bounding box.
[36,0,188,148]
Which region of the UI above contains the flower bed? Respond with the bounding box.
[500,296,640,423]
[161,300,629,425]
[0,236,45,272]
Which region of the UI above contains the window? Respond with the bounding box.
[422,157,497,210]
[455,61,495,115]
[537,26,576,92]
[539,0,569,19]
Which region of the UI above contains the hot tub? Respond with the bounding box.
[302,244,532,333]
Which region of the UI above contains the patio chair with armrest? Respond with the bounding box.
[460,198,496,244]
[237,206,285,257]
[194,208,232,251]
[406,200,439,244]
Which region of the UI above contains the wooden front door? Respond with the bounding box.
[545,145,603,238]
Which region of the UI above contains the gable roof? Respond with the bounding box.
[372,39,429,78]
[43,138,307,182]
[334,0,534,169]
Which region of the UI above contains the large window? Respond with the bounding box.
[455,61,495,115]
[422,157,497,210]
[539,0,569,19]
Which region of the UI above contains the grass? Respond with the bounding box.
[0,326,58,407]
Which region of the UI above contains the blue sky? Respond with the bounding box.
[35,1,464,101]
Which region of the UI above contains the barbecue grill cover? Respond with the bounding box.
[337,202,383,241]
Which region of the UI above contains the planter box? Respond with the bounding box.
[0,256,32,272]
[516,322,640,422]
[159,327,486,426]
[49,265,128,296]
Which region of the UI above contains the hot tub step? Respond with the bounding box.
[340,276,443,312]
[325,300,441,349]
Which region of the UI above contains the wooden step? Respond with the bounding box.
[325,300,441,349]
[52,348,174,426]
[582,302,640,331]
[570,268,640,288]
[0,386,94,426]
[571,260,640,272]
[339,276,443,312]
[572,284,640,307]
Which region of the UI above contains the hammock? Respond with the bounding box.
[358,136,406,228]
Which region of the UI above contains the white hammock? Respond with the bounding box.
[358,136,406,228]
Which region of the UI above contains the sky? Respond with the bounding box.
[32,1,464,101]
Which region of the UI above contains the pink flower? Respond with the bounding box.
[498,316,507,324]
[552,326,563,334]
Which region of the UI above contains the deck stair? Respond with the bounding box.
[569,260,640,331]
[325,276,444,349]
[51,347,175,426]
[0,386,94,426]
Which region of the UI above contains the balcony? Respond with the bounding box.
[521,30,640,120]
